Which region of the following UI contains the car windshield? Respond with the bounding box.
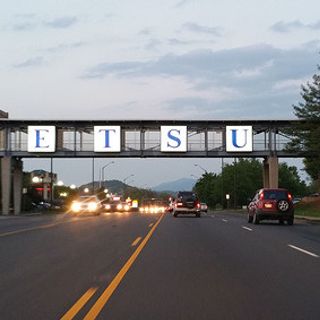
[178,192,197,201]
[78,196,98,202]
[263,190,288,200]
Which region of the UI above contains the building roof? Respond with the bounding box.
[0,110,8,118]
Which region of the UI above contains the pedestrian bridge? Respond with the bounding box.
[0,119,308,214]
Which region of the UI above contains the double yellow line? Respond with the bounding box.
[61,213,165,320]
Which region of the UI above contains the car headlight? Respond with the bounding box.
[71,202,81,212]
[88,202,98,211]
[124,204,130,211]
[117,204,123,210]
[139,207,144,213]
[105,204,111,210]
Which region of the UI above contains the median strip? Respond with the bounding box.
[60,287,98,320]
[83,212,165,320]
[288,244,319,258]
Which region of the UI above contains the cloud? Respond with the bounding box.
[138,27,154,36]
[145,39,162,51]
[12,21,37,31]
[9,15,78,31]
[83,42,320,118]
[182,22,222,36]
[44,16,77,29]
[84,44,279,80]
[84,42,320,89]
[175,0,193,8]
[13,57,44,68]
[44,42,85,53]
[270,20,320,33]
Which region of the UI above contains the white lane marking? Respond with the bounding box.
[222,219,228,223]
[242,226,253,232]
[288,244,319,258]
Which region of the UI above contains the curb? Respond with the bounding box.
[295,215,320,223]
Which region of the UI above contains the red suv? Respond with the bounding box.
[247,188,294,225]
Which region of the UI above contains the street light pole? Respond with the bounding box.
[194,163,208,174]
[122,174,134,198]
[100,161,115,188]
[123,174,134,184]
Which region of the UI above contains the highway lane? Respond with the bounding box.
[96,212,320,320]
[0,211,319,319]
[0,212,159,320]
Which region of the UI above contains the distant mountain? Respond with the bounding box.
[80,179,126,194]
[152,178,196,192]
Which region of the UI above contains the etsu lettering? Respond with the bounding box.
[167,129,181,148]
[35,129,50,149]
[99,129,116,148]
[231,129,248,148]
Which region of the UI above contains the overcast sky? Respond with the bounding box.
[1,0,319,187]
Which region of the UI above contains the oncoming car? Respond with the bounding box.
[70,195,102,215]
[247,188,294,225]
[139,199,167,214]
[104,201,131,212]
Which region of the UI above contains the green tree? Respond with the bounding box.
[221,159,263,207]
[194,159,263,209]
[287,65,320,189]
[194,159,308,209]
[278,163,308,196]
[194,172,220,208]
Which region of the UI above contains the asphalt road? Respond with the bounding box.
[0,211,319,320]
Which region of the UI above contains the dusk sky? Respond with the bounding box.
[1,0,319,187]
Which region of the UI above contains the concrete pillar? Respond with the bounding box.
[263,156,279,188]
[57,128,63,150]
[263,158,269,187]
[13,158,23,215]
[1,156,12,215]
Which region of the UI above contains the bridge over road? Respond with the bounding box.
[0,119,309,214]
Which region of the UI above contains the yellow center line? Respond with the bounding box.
[131,236,142,247]
[148,223,154,227]
[83,212,165,320]
[0,217,93,238]
[60,287,98,320]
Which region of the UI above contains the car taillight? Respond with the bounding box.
[288,193,292,201]
[196,202,200,208]
[259,192,264,200]
[175,202,183,207]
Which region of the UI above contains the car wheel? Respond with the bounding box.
[253,213,260,224]
[279,218,284,225]
[287,217,294,225]
[248,214,253,223]
[173,212,178,218]
[196,212,201,218]
[277,199,289,212]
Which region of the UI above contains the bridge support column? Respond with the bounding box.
[1,156,12,215]
[263,156,279,188]
[13,158,23,215]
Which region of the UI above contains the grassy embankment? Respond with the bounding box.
[294,197,320,218]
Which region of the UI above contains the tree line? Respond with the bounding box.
[193,159,309,209]
[194,61,320,208]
